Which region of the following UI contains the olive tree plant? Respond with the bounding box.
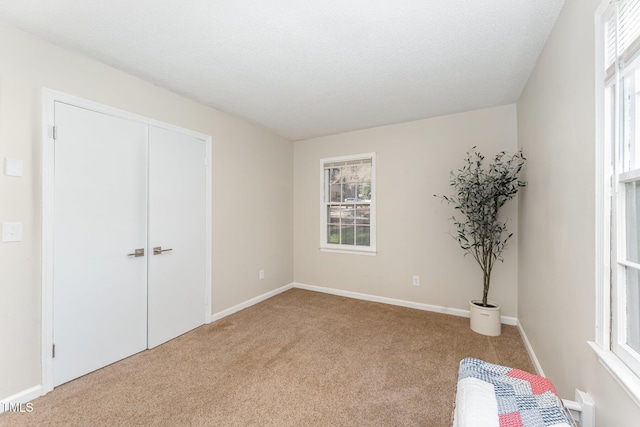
[436,148,526,307]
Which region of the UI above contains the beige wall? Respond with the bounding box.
[0,23,293,401]
[517,0,640,424]
[294,105,520,316]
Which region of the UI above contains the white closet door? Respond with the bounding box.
[147,126,207,348]
[53,102,148,386]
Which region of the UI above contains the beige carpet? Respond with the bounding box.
[1,288,534,426]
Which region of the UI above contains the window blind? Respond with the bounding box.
[605,0,640,80]
[323,158,372,169]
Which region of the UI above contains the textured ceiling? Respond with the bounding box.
[0,0,565,140]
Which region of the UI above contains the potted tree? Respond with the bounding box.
[436,147,526,336]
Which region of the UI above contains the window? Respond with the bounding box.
[595,0,640,395]
[320,153,376,254]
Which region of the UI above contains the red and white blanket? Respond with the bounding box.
[453,358,574,427]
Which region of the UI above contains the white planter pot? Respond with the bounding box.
[469,300,501,336]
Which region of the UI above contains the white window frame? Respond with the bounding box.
[319,152,377,255]
[593,0,640,406]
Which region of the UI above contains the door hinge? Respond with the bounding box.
[52,344,56,358]
[52,125,57,140]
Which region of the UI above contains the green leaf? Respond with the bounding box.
[434,147,526,299]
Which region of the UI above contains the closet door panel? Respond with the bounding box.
[147,126,207,348]
[53,102,148,386]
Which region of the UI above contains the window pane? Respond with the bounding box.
[626,181,640,263]
[356,205,370,224]
[328,225,340,244]
[329,168,340,182]
[356,226,370,246]
[626,267,640,353]
[341,205,355,224]
[330,166,347,183]
[330,183,342,203]
[355,164,371,182]
[343,183,357,201]
[634,69,640,170]
[623,74,635,172]
[341,225,355,245]
[328,206,341,224]
[358,183,371,201]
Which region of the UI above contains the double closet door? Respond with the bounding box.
[52,101,207,387]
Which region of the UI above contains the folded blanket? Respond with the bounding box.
[453,358,573,427]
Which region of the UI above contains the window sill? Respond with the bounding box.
[320,248,377,256]
[588,341,640,406]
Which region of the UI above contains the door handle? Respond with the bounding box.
[153,246,173,256]
[127,248,145,257]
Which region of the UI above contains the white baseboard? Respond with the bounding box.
[209,283,294,322]
[517,319,545,376]
[0,385,42,413]
[208,281,517,326]
[292,282,518,325]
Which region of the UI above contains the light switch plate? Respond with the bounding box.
[4,158,23,177]
[2,222,22,242]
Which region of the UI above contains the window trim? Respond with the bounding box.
[319,152,377,255]
[592,0,640,405]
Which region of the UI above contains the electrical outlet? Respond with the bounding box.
[259,269,265,280]
[412,275,419,286]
